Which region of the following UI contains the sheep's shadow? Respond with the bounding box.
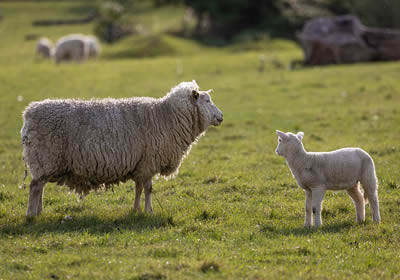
[0,213,175,237]
[260,221,354,237]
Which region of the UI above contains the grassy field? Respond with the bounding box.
[1,1,400,279]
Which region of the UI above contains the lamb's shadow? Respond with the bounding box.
[0,213,174,236]
[261,221,354,237]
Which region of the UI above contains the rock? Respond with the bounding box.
[299,15,400,65]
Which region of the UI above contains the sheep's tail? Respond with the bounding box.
[20,161,28,190]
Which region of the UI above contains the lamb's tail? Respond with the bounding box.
[360,156,381,223]
[363,186,369,204]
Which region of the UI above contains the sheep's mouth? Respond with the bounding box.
[213,117,223,126]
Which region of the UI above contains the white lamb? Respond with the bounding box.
[36,37,54,59]
[275,130,380,228]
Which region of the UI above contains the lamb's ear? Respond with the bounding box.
[297,131,304,141]
[205,89,213,94]
[192,89,199,100]
[192,80,199,87]
[276,130,288,140]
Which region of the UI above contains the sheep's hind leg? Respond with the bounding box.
[133,183,143,212]
[26,178,46,217]
[143,179,153,214]
[304,189,312,228]
[347,184,365,223]
[311,187,326,228]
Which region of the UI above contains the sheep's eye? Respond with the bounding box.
[278,138,282,143]
[206,99,211,103]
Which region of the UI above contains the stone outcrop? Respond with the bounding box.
[299,15,400,65]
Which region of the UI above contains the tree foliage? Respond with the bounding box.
[178,0,400,41]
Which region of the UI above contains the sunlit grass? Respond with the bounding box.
[1,1,400,279]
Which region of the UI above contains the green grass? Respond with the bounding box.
[1,1,400,279]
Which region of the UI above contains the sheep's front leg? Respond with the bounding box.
[304,189,312,228]
[347,184,365,223]
[311,187,326,228]
[133,183,143,212]
[143,179,154,214]
[27,178,46,217]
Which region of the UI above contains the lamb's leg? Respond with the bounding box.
[143,179,153,214]
[304,189,312,228]
[311,187,326,228]
[26,178,46,217]
[133,183,143,212]
[347,184,365,223]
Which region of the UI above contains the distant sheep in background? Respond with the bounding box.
[21,80,223,217]
[36,37,54,59]
[54,34,100,64]
[275,130,380,228]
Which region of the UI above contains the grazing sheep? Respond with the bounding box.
[36,37,54,59]
[54,34,89,64]
[21,81,223,217]
[54,34,100,63]
[275,130,380,228]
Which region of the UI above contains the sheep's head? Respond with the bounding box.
[167,80,223,131]
[275,130,304,157]
[192,88,223,127]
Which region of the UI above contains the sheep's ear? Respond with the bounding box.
[276,130,288,140]
[205,89,213,94]
[297,131,304,141]
[192,80,199,87]
[192,89,199,100]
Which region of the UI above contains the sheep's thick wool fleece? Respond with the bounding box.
[21,86,205,194]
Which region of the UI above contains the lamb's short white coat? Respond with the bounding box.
[275,130,380,228]
[36,37,54,58]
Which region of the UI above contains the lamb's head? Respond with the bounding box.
[275,130,305,157]
[167,80,223,129]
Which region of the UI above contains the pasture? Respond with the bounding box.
[0,1,400,279]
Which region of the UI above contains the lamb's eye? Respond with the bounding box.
[206,99,211,103]
[278,138,282,143]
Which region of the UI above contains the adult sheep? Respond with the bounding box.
[21,81,223,217]
[54,34,89,64]
[36,37,54,59]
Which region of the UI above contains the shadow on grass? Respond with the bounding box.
[260,221,354,237]
[0,212,175,237]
